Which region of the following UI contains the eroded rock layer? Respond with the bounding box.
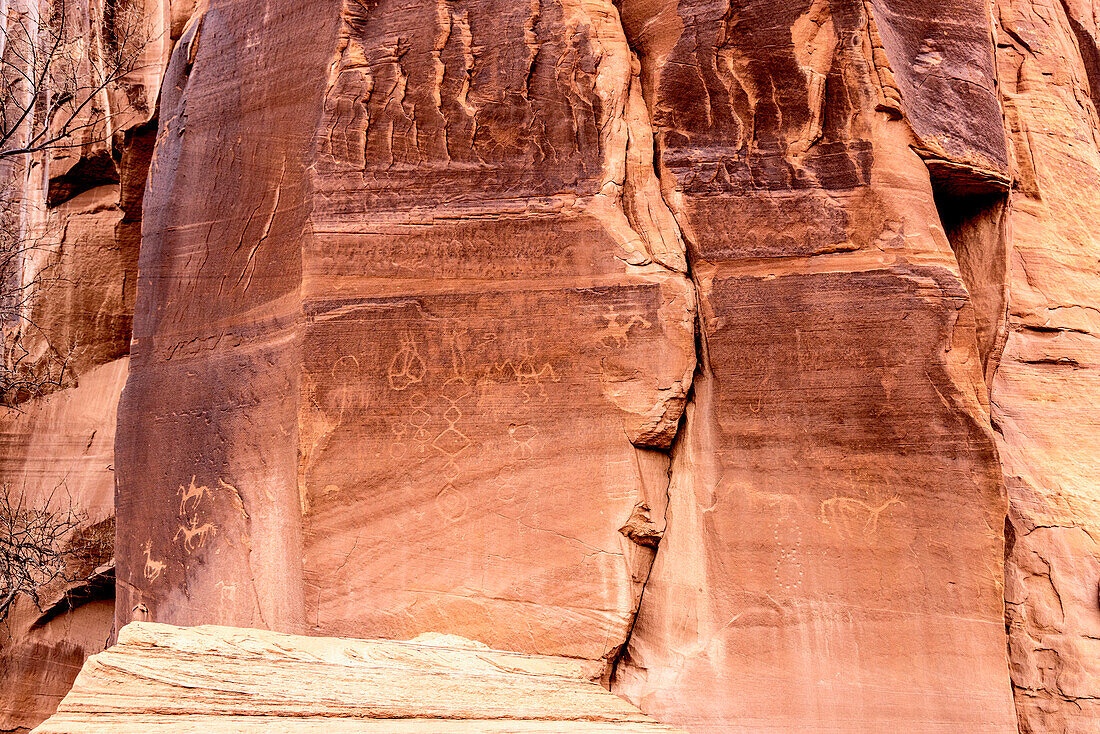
[31,622,685,733]
[299,0,695,660]
[0,0,169,727]
[115,0,696,666]
[609,1,1018,731]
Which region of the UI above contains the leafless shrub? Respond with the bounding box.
[1,0,152,161]
[0,0,153,406]
[0,486,87,622]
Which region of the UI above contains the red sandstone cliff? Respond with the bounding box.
[1,0,1099,732]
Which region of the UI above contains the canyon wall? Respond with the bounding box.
[2,0,1099,732]
[0,0,170,728]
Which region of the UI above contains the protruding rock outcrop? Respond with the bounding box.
[32,622,685,733]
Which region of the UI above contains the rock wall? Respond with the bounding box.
[0,0,171,730]
[2,0,1100,732]
[995,1,1100,730]
[611,1,1017,730]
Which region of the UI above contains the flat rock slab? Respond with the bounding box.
[31,623,683,733]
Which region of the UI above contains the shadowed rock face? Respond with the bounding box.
[3,0,1100,732]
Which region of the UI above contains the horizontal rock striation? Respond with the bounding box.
[2,0,1100,732]
[31,622,685,733]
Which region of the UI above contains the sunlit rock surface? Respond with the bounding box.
[1,0,1099,732]
[31,622,684,733]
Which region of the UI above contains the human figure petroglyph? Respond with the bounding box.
[408,391,432,456]
[773,520,804,593]
[174,517,217,554]
[328,355,364,417]
[600,305,651,348]
[509,423,538,458]
[178,475,210,516]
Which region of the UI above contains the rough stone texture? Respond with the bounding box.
[31,622,685,733]
[0,361,124,732]
[610,1,1017,731]
[114,0,696,668]
[0,1,170,729]
[3,0,1100,732]
[994,0,1100,731]
[299,0,695,659]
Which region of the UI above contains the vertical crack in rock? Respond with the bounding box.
[606,1,1020,728]
[304,0,695,666]
[592,7,698,450]
[583,0,701,682]
[929,186,1011,394]
[581,0,700,658]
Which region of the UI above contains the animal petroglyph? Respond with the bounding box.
[174,475,220,553]
[178,475,210,516]
[489,338,559,403]
[175,517,218,554]
[819,495,903,539]
[142,541,166,582]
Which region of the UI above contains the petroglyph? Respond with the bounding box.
[819,494,904,540]
[216,582,237,613]
[174,517,218,554]
[489,338,559,404]
[142,541,166,582]
[172,475,222,554]
[599,306,651,348]
[388,336,426,391]
[773,519,804,593]
[178,476,210,517]
[508,423,538,458]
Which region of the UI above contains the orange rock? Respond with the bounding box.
[2,0,1100,732]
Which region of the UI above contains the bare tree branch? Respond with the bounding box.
[0,0,154,406]
[0,485,88,623]
[1,0,155,161]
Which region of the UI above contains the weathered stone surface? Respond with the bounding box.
[994,0,1100,730]
[611,0,1017,731]
[303,15,697,647]
[4,0,1100,732]
[32,622,685,733]
[0,360,125,732]
[0,1,169,728]
[115,0,695,667]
